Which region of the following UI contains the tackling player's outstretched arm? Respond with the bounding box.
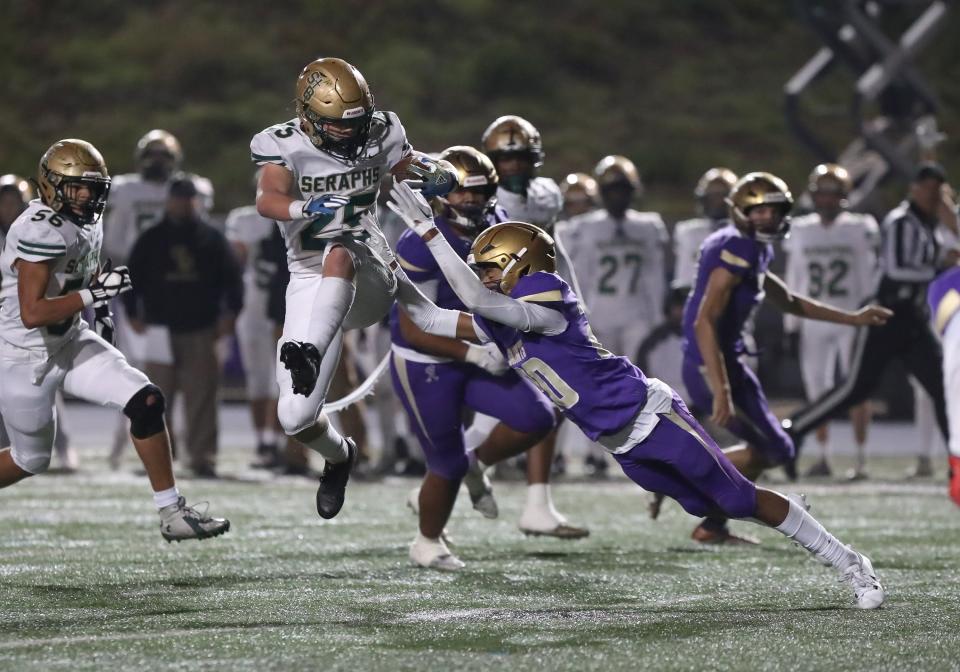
[762,271,892,327]
[387,181,566,335]
[693,266,738,426]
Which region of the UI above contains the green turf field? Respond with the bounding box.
[1,455,957,671]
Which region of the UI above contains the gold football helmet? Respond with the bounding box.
[467,222,556,294]
[37,139,111,225]
[136,129,183,164]
[727,172,793,242]
[0,174,36,203]
[481,115,544,167]
[435,146,498,232]
[694,167,738,199]
[594,155,642,191]
[296,57,375,161]
[561,172,599,201]
[808,163,852,195]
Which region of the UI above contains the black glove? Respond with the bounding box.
[94,303,116,345]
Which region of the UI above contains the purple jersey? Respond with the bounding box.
[473,272,648,440]
[390,211,503,352]
[929,266,960,336]
[682,225,773,364]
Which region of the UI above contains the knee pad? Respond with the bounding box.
[123,384,166,439]
[278,397,324,436]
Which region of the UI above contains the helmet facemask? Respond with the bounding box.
[299,104,373,162]
[441,184,497,234]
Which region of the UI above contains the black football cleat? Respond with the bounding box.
[280,340,321,397]
[316,438,358,519]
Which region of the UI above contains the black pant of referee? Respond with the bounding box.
[783,296,948,461]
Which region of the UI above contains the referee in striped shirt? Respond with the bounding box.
[783,163,959,471]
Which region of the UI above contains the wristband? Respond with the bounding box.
[78,289,95,308]
[288,200,307,220]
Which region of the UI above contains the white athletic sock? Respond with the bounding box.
[523,483,567,525]
[153,486,180,511]
[302,415,349,464]
[775,499,858,571]
[305,277,355,355]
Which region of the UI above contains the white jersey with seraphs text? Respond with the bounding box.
[0,200,102,352]
[560,208,668,330]
[783,211,879,332]
[102,172,214,264]
[250,112,412,273]
[225,205,277,320]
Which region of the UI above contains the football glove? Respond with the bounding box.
[464,342,509,375]
[406,156,459,198]
[94,304,116,346]
[358,211,398,268]
[387,180,436,236]
[303,194,350,217]
[79,259,132,308]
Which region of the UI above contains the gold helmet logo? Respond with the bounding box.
[694,167,738,199]
[467,221,556,294]
[296,57,375,160]
[37,139,111,225]
[594,155,642,192]
[0,174,36,203]
[135,129,183,164]
[727,172,793,242]
[808,163,852,196]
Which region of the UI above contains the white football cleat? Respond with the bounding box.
[463,461,498,519]
[159,497,230,542]
[519,508,590,540]
[409,534,465,571]
[841,551,885,609]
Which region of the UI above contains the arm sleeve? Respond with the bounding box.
[9,217,67,266]
[393,270,461,338]
[424,233,568,335]
[250,128,289,168]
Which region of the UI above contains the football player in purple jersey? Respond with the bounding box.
[679,173,891,544]
[358,180,887,609]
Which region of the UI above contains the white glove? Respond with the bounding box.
[524,177,563,226]
[387,180,435,236]
[358,211,397,268]
[464,342,509,375]
[78,260,132,308]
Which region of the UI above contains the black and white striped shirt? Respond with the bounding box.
[875,200,941,308]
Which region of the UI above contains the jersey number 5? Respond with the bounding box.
[298,192,377,251]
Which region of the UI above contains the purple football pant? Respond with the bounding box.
[390,352,555,481]
[614,394,757,519]
[682,356,795,466]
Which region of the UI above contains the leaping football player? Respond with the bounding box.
[361,180,886,608]
[679,172,891,543]
[250,57,457,519]
[0,139,229,542]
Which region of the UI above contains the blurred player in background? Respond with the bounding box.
[0,139,228,541]
[557,172,599,222]
[226,171,284,469]
[783,164,878,480]
[375,182,886,608]
[560,155,667,475]
[928,260,960,506]
[673,168,738,290]
[103,130,214,469]
[681,173,891,544]
[250,57,456,519]
[636,286,688,398]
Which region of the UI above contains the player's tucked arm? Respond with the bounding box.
[392,268,478,341]
[398,307,472,357]
[693,267,738,423]
[255,164,299,222]
[15,260,85,329]
[763,271,891,326]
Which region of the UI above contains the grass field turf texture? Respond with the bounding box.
[1,454,957,672]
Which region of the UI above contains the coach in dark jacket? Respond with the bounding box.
[124,178,243,477]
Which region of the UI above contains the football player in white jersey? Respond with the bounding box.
[558,172,599,221]
[673,168,738,290]
[103,130,214,469]
[0,139,229,541]
[225,175,283,469]
[251,57,457,519]
[783,164,879,479]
